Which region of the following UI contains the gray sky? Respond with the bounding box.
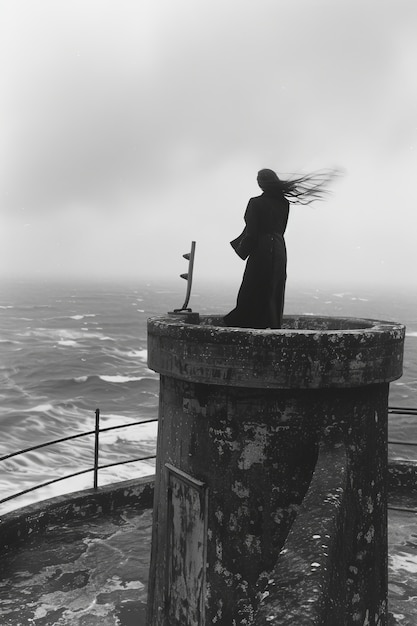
[1,0,416,288]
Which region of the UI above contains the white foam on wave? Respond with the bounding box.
[390,551,417,574]
[25,403,55,413]
[406,332,417,338]
[58,339,78,347]
[127,349,148,361]
[99,375,144,384]
[69,314,96,320]
[21,328,113,344]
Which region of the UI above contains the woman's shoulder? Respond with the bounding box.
[250,193,288,207]
[247,194,264,207]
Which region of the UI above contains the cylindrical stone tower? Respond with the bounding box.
[146,314,404,626]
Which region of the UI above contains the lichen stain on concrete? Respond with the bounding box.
[183,396,207,417]
[244,534,261,554]
[232,481,250,499]
[216,538,223,560]
[228,513,239,531]
[237,425,268,470]
[209,425,240,457]
[364,525,375,544]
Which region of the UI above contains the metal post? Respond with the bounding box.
[180,240,196,311]
[93,408,100,489]
[170,241,196,313]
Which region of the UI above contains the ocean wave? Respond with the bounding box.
[69,314,97,320]
[19,328,112,343]
[58,339,78,347]
[103,347,148,362]
[406,332,417,338]
[26,403,55,413]
[72,374,154,386]
[126,349,148,360]
[99,375,145,384]
[74,376,89,383]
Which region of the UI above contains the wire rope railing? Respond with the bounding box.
[1,406,417,511]
[388,406,417,447]
[0,409,158,508]
[387,406,417,513]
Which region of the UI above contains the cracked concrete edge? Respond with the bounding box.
[0,475,155,554]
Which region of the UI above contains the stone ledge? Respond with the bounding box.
[148,314,405,389]
[388,459,417,493]
[0,475,155,554]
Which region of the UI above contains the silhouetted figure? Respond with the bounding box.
[224,168,337,329]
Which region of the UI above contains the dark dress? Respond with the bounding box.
[224,191,289,329]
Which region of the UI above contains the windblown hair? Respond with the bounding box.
[257,168,341,205]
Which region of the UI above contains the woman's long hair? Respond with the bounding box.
[258,168,341,205]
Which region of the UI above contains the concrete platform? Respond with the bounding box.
[1,472,417,626]
[0,504,152,626]
[0,501,416,625]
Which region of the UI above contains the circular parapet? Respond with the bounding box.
[147,314,405,389]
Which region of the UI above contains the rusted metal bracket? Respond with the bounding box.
[171,241,196,313]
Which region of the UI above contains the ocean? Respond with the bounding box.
[1,278,416,515]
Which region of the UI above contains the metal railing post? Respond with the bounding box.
[94,408,100,489]
[0,415,158,508]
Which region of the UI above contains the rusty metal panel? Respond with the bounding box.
[165,464,208,626]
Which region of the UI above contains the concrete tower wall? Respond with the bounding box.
[146,314,404,626]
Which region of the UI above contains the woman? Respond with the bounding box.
[224,168,336,329]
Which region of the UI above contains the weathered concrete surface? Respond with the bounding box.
[254,439,348,625]
[0,477,155,626]
[146,314,405,625]
[149,379,319,625]
[148,314,404,389]
[0,476,154,553]
[255,424,404,625]
[388,459,417,494]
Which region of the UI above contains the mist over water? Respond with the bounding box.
[0,278,416,514]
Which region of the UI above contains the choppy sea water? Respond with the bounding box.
[1,278,417,515]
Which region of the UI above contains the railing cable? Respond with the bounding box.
[1,406,417,509]
[0,411,157,507]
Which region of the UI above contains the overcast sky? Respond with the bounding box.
[1,0,416,289]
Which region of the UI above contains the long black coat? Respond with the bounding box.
[224,192,289,329]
